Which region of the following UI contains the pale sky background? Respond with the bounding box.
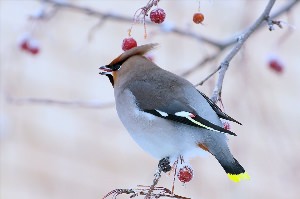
[1,0,300,199]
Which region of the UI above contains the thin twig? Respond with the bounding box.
[181,50,221,77]
[195,65,221,87]
[145,169,162,199]
[213,0,300,48]
[6,96,114,109]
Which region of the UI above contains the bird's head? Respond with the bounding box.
[99,43,158,87]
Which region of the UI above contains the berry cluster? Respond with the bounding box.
[19,34,40,55]
[122,2,206,51]
[121,5,166,51]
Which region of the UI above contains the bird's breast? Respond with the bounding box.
[114,89,206,159]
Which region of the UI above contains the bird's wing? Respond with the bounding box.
[128,82,236,136]
[143,108,236,136]
[197,90,242,125]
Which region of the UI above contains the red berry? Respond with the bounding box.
[269,59,283,73]
[29,47,40,55]
[150,8,166,24]
[193,13,204,24]
[177,165,193,183]
[20,40,29,51]
[222,121,230,130]
[27,39,40,55]
[122,37,137,51]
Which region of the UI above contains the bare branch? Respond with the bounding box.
[209,0,276,103]
[103,186,191,199]
[195,65,221,87]
[41,0,133,23]
[40,0,298,50]
[185,0,299,81]
[40,0,228,49]
[6,96,114,109]
[215,0,300,48]
[170,28,226,49]
[145,169,162,199]
[181,50,221,78]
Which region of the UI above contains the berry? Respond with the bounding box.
[269,59,283,73]
[193,13,204,24]
[18,32,31,51]
[122,37,137,51]
[150,8,166,24]
[29,47,40,55]
[19,35,40,55]
[27,39,40,55]
[20,40,29,51]
[222,121,230,130]
[177,165,193,183]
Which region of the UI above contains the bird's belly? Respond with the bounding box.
[119,110,201,159]
[115,90,202,160]
[115,90,213,159]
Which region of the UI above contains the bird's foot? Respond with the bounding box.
[158,157,171,173]
[102,157,191,199]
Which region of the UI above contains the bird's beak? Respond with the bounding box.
[99,65,112,75]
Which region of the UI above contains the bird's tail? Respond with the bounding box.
[216,157,250,182]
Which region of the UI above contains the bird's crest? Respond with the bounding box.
[109,43,158,66]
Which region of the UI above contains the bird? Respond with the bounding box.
[99,43,250,182]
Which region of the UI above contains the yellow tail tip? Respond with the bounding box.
[227,172,250,182]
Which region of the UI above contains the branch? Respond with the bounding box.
[209,0,275,103]
[40,0,227,48]
[6,96,114,109]
[39,0,298,55]
[183,0,299,82]
[181,50,221,77]
[212,0,300,48]
[41,0,133,23]
[145,169,162,199]
[103,186,190,199]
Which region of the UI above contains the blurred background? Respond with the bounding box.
[1,0,300,199]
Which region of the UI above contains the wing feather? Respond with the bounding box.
[198,91,242,125]
[143,109,237,136]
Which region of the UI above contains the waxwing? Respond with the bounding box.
[99,43,250,182]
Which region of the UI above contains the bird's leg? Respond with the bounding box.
[145,157,171,199]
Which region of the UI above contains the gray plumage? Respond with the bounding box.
[99,44,249,182]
